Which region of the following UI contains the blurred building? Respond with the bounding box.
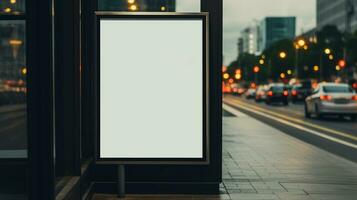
[237,38,244,56]
[237,21,260,56]
[296,28,318,44]
[259,17,296,52]
[317,0,357,33]
[98,0,176,12]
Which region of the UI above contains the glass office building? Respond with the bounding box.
[259,17,296,52]
[317,0,357,33]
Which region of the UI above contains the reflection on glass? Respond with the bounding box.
[0,20,27,158]
[99,0,200,12]
[0,0,25,14]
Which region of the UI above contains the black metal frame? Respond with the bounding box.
[94,12,210,165]
[26,0,55,198]
[0,4,27,165]
[0,0,222,198]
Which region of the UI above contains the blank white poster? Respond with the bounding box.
[100,19,204,158]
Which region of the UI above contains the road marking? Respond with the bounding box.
[223,103,357,150]
[224,97,357,142]
[222,104,247,117]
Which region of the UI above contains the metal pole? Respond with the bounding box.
[117,165,125,198]
[295,48,299,79]
[320,52,323,81]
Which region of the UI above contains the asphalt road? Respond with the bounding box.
[0,105,27,150]
[223,94,357,163]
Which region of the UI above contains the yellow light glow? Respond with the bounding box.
[129,4,138,11]
[261,55,266,59]
[287,70,292,75]
[303,45,308,50]
[235,73,242,80]
[259,59,265,65]
[160,6,166,11]
[279,51,287,59]
[324,48,331,55]
[9,39,23,45]
[10,0,16,4]
[127,0,135,3]
[297,39,306,47]
[313,65,319,72]
[329,55,334,60]
[280,73,286,79]
[21,67,27,75]
[335,65,341,71]
[4,7,11,13]
[295,44,300,49]
[223,73,229,80]
[235,69,242,74]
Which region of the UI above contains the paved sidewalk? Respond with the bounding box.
[94,107,357,200]
[222,105,357,200]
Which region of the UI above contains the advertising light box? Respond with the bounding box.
[95,13,209,164]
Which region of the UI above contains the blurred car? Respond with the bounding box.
[255,85,267,102]
[231,84,246,96]
[348,79,357,92]
[304,83,357,120]
[245,88,256,99]
[291,84,312,103]
[265,83,289,105]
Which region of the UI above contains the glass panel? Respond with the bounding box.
[98,0,200,12]
[0,20,27,158]
[0,0,25,14]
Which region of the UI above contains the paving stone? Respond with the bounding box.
[92,114,357,200]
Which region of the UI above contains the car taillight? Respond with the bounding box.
[352,95,357,101]
[268,91,273,96]
[353,83,357,89]
[320,95,332,101]
[283,90,289,96]
[292,90,297,96]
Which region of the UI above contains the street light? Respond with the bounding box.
[253,66,260,83]
[338,60,346,68]
[129,4,138,11]
[21,67,27,75]
[324,48,331,55]
[235,73,242,80]
[294,39,306,79]
[4,7,11,13]
[313,65,319,72]
[253,66,260,73]
[223,73,229,80]
[160,6,166,11]
[259,59,265,65]
[279,51,287,59]
[280,73,286,79]
[297,39,306,47]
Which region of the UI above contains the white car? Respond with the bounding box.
[304,83,357,120]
